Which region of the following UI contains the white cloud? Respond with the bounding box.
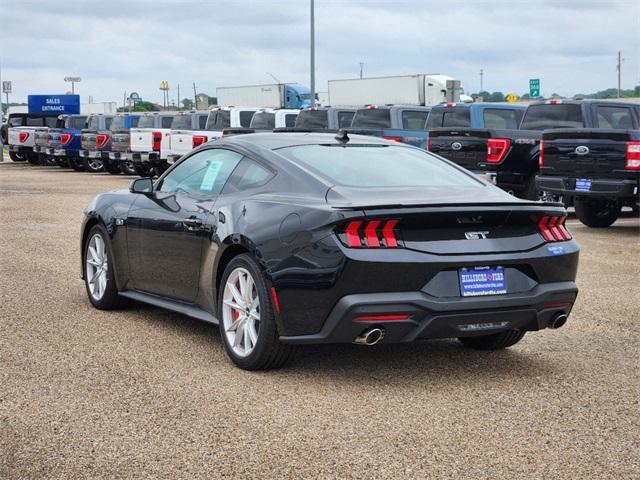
[1,0,638,104]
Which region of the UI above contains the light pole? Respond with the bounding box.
[359,62,364,79]
[310,0,315,104]
[479,69,484,92]
[64,76,81,94]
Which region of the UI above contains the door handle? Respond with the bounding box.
[183,217,203,230]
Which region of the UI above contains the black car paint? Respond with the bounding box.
[82,133,579,342]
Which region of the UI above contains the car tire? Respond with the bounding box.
[8,151,26,162]
[69,157,85,171]
[574,198,621,228]
[83,225,127,310]
[27,153,41,165]
[133,163,153,177]
[120,161,137,175]
[458,330,526,350]
[83,157,104,173]
[217,254,293,370]
[104,160,122,175]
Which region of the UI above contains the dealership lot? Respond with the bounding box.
[0,163,638,478]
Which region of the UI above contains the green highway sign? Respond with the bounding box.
[530,78,540,97]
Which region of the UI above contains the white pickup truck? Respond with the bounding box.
[7,115,59,163]
[249,109,299,130]
[166,107,259,165]
[128,112,175,176]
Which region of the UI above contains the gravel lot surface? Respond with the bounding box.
[1,161,639,479]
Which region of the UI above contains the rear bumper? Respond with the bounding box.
[33,145,46,153]
[80,149,106,159]
[109,151,131,161]
[279,281,578,344]
[536,175,639,200]
[8,145,31,153]
[131,152,160,164]
[45,147,66,156]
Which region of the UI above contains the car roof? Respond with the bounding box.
[217,131,396,150]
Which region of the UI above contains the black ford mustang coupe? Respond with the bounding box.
[81,132,579,370]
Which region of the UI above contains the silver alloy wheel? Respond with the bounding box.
[88,158,103,171]
[222,267,260,357]
[85,233,108,301]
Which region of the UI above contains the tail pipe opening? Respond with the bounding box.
[548,312,568,329]
[353,327,385,346]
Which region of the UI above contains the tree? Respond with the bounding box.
[181,98,194,110]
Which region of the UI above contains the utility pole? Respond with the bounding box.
[123,91,127,110]
[310,0,315,104]
[479,68,484,92]
[617,51,622,98]
[177,84,180,110]
[193,83,197,110]
[359,62,364,79]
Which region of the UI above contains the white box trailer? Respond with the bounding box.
[216,83,312,109]
[327,74,459,107]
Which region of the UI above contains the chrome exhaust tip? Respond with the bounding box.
[548,313,568,329]
[353,327,385,346]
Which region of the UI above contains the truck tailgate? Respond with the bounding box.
[129,128,154,152]
[428,128,490,171]
[169,131,194,156]
[542,129,633,178]
[111,132,130,152]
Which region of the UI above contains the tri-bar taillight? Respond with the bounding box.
[486,138,511,164]
[538,140,544,167]
[19,132,30,143]
[152,131,162,151]
[626,141,640,170]
[96,134,109,148]
[342,219,400,248]
[537,215,571,242]
[193,135,208,149]
[60,133,72,146]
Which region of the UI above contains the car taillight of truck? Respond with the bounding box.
[625,141,640,170]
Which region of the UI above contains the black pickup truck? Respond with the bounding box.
[536,104,640,227]
[428,100,636,200]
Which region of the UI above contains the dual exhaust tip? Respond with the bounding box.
[353,327,385,346]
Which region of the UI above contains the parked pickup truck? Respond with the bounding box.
[7,114,60,163]
[294,106,356,130]
[128,113,175,176]
[249,109,299,130]
[346,105,431,149]
[536,110,640,227]
[79,114,115,172]
[165,111,210,165]
[46,115,89,170]
[33,118,64,165]
[101,114,141,175]
[428,100,629,200]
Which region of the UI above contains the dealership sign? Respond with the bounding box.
[28,94,81,114]
[2,81,11,93]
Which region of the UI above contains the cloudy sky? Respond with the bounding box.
[1,0,638,105]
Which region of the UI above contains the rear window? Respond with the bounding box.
[595,106,634,129]
[351,109,391,128]
[171,115,192,130]
[483,109,521,129]
[239,111,255,128]
[137,116,155,128]
[284,113,298,128]
[110,116,126,131]
[206,110,231,130]
[279,145,478,188]
[198,114,207,129]
[66,116,87,129]
[87,116,101,130]
[295,110,328,129]
[8,116,25,127]
[426,108,471,129]
[401,110,429,130]
[104,117,113,130]
[250,112,275,130]
[130,117,140,128]
[520,104,584,130]
[161,116,173,128]
[337,111,354,128]
[44,117,59,128]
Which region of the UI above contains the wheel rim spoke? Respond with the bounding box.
[222,267,261,358]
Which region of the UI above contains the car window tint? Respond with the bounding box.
[137,116,154,128]
[130,117,140,128]
[239,111,255,128]
[285,114,297,128]
[159,149,243,196]
[401,110,429,130]
[206,110,231,130]
[250,112,275,130]
[45,117,60,128]
[88,116,101,130]
[520,104,584,130]
[337,111,354,128]
[198,115,207,129]
[483,109,520,129]
[171,115,192,130]
[351,109,391,128]
[104,117,113,130]
[223,158,274,193]
[442,109,471,127]
[110,117,125,131]
[9,117,25,127]
[295,110,328,129]
[161,116,174,128]
[596,106,634,129]
[280,145,479,188]
[67,116,87,129]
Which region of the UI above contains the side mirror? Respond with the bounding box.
[129,177,153,194]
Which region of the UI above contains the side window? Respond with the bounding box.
[198,115,207,129]
[483,109,520,129]
[239,111,255,127]
[105,117,113,130]
[401,110,429,130]
[223,158,274,194]
[596,106,634,129]
[158,149,243,196]
[337,111,354,128]
[285,114,297,128]
[161,116,173,128]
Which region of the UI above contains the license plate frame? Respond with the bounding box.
[459,266,507,297]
